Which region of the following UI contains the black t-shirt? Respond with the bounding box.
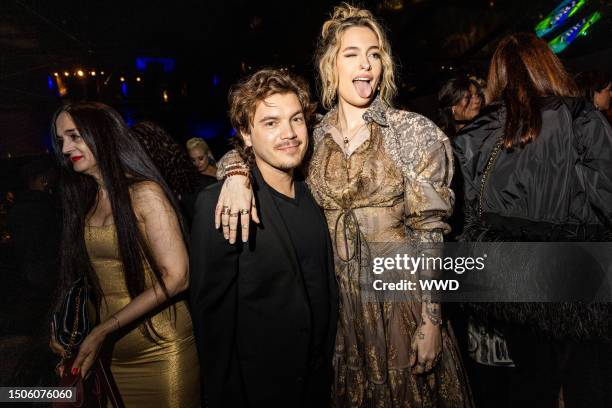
[269,181,330,357]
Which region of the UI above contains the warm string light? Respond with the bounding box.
[49,68,165,98]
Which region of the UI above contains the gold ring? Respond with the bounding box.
[239,209,250,215]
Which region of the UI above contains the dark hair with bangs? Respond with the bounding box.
[438,76,483,138]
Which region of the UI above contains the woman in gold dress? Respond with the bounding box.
[49,102,200,407]
[216,4,472,407]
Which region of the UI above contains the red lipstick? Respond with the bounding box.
[70,156,84,162]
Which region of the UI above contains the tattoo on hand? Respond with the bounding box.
[417,329,425,340]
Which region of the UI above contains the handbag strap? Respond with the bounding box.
[57,286,83,369]
[478,137,504,217]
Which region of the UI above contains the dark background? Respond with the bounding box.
[1,0,611,189]
[0,0,611,388]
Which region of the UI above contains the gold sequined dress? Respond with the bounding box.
[306,97,473,408]
[85,224,200,408]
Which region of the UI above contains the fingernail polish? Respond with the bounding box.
[71,367,79,375]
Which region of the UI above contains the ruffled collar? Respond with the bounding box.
[319,95,389,129]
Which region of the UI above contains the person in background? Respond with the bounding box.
[131,121,210,223]
[575,70,611,112]
[454,33,612,407]
[438,75,484,239]
[49,102,200,407]
[186,137,218,180]
[438,76,483,139]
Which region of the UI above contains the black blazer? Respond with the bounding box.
[189,169,338,407]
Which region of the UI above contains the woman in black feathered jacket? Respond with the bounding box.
[453,33,612,407]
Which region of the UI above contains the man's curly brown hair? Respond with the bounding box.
[228,68,317,165]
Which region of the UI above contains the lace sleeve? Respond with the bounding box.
[402,128,454,244]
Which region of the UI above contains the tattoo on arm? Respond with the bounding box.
[423,301,442,326]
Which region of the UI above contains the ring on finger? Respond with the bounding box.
[222,207,231,215]
[229,213,239,218]
[239,208,250,215]
[222,223,230,227]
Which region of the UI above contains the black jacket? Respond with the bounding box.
[453,96,612,339]
[189,169,338,408]
[454,96,612,238]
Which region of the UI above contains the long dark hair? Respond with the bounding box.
[130,121,201,198]
[51,102,186,341]
[575,70,611,105]
[438,76,482,138]
[487,33,579,149]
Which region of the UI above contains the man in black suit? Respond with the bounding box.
[190,69,338,408]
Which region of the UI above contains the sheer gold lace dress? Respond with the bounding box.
[85,224,200,408]
[305,98,473,408]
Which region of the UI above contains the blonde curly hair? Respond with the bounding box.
[316,3,397,110]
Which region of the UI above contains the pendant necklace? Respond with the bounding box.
[341,122,368,156]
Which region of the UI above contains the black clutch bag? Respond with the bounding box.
[52,276,125,408]
[53,276,90,352]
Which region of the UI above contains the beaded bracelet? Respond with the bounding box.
[224,169,252,187]
[223,163,248,172]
